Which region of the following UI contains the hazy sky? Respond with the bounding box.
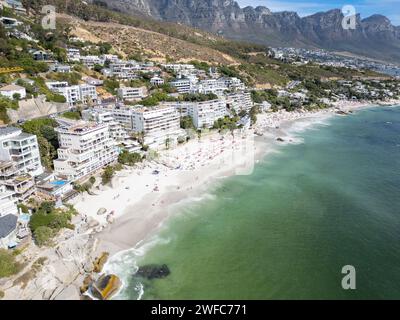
[236,0,400,25]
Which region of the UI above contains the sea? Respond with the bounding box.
[105,105,400,300]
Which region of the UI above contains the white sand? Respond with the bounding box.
[71,101,388,257]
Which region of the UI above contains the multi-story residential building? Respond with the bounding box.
[53,122,118,181]
[131,105,183,147]
[0,161,36,201]
[0,84,26,100]
[226,92,254,113]
[196,79,227,96]
[170,78,193,94]
[150,76,165,86]
[46,81,98,106]
[100,54,119,64]
[162,64,196,75]
[0,127,43,177]
[94,103,135,130]
[0,184,18,217]
[80,55,104,69]
[188,99,227,129]
[82,109,128,142]
[2,174,35,201]
[117,86,148,101]
[222,77,245,91]
[103,61,140,79]
[162,98,227,129]
[67,48,81,62]
[49,63,71,73]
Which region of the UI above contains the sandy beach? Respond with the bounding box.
[2,99,399,300]
[79,100,391,257]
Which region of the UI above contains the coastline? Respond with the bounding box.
[2,99,399,300]
[92,100,386,258]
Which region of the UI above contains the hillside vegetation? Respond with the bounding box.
[18,0,389,88]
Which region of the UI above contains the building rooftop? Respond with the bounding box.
[0,214,17,238]
[0,84,25,92]
[56,122,108,134]
[10,132,34,141]
[0,126,21,136]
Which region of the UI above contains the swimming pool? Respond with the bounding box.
[50,180,69,186]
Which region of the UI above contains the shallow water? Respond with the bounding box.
[109,106,400,300]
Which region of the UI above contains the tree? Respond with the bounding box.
[118,150,142,166]
[101,166,115,185]
[165,137,171,150]
[93,64,103,73]
[180,116,195,129]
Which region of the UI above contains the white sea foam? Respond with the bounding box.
[103,235,172,300]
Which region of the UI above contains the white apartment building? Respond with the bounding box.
[170,78,193,94]
[163,98,227,129]
[46,81,98,106]
[117,86,148,101]
[131,105,182,146]
[67,48,80,62]
[0,185,18,217]
[49,63,71,73]
[226,92,254,113]
[162,64,195,73]
[80,55,104,69]
[0,127,43,177]
[188,99,227,129]
[0,161,35,202]
[0,84,26,100]
[150,76,165,86]
[104,61,140,79]
[82,109,128,142]
[223,77,245,91]
[94,103,135,130]
[196,79,227,96]
[53,122,118,181]
[101,54,120,64]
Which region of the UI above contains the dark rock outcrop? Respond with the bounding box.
[135,264,170,280]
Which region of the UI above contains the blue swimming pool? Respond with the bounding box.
[50,180,68,186]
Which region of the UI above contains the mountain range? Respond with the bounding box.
[92,0,400,64]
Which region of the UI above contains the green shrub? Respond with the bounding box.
[17,203,30,214]
[0,249,21,278]
[118,150,142,166]
[33,226,54,247]
[61,111,81,120]
[101,166,115,185]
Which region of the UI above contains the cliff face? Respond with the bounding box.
[96,0,400,63]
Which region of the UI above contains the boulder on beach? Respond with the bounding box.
[90,274,121,300]
[135,264,170,280]
[93,252,109,273]
[106,215,115,224]
[97,208,107,216]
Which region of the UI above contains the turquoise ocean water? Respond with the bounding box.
[109,106,400,300]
